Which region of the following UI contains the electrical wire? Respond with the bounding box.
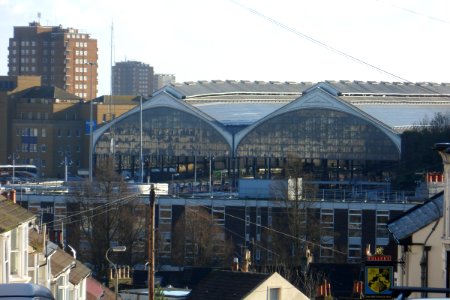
[228,0,410,83]
[184,200,347,255]
[374,0,450,25]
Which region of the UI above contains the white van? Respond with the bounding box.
[0,283,54,300]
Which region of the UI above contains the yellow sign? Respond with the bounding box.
[365,266,392,296]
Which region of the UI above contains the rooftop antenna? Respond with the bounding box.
[37,12,41,24]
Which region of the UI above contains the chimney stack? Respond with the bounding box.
[9,189,16,204]
[231,257,239,271]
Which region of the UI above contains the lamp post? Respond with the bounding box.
[209,154,214,198]
[140,95,144,183]
[8,152,19,185]
[105,245,127,300]
[87,62,96,183]
[171,173,179,196]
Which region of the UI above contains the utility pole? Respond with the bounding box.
[148,184,155,300]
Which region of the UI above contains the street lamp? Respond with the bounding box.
[8,152,19,185]
[105,246,127,300]
[171,173,179,196]
[87,62,96,183]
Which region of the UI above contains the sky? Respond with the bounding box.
[1,0,449,96]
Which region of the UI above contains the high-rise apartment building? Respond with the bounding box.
[153,73,176,91]
[112,61,154,96]
[8,22,98,100]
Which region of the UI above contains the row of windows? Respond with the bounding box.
[75,67,88,73]
[75,50,88,56]
[74,75,87,81]
[11,40,37,47]
[75,58,89,64]
[75,42,88,47]
[19,143,81,154]
[75,83,87,90]
[67,34,87,39]
[12,66,36,72]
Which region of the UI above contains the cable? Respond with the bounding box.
[184,200,347,255]
[182,205,281,258]
[374,0,450,25]
[228,0,410,83]
[43,192,140,227]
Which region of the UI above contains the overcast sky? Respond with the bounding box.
[1,0,449,95]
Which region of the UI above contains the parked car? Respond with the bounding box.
[0,283,54,300]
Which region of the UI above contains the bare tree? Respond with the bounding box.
[66,157,146,279]
[265,156,322,287]
[172,206,233,267]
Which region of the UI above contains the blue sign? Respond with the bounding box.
[85,120,97,134]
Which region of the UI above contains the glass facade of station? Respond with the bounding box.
[95,107,231,180]
[94,98,400,184]
[235,108,400,183]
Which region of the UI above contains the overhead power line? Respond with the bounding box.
[228,0,410,83]
[374,0,450,25]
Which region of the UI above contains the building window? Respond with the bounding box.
[320,208,334,259]
[10,228,19,275]
[42,128,46,137]
[348,209,362,237]
[41,144,47,152]
[269,288,280,300]
[376,210,390,246]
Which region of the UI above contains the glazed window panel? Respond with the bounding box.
[237,108,399,161]
[96,107,231,158]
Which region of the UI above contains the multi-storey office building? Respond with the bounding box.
[153,73,176,92]
[8,21,98,99]
[112,60,154,96]
[2,84,138,178]
[0,75,41,163]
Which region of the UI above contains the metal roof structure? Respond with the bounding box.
[156,80,450,127]
[165,80,450,101]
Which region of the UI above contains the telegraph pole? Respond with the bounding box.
[148,184,155,300]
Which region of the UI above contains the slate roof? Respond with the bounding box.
[387,191,443,242]
[187,270,271,300]
[0,196,35,233]
[50,248,91,284]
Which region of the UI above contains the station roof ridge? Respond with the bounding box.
[168,79,450,99]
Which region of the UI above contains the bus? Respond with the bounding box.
[0,164,38,181]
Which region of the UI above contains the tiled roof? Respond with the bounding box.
[188,270,271,300]
[69,258,91,285]
[50,249,76,277]
[50,248,91,284]
[387,192,443,241]
[0,196,35,233]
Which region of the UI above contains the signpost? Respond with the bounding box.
[364,250,393,299]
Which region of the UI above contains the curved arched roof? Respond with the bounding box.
[94,91,233,157]
[235,85,401,160]
[94,84,401,161]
